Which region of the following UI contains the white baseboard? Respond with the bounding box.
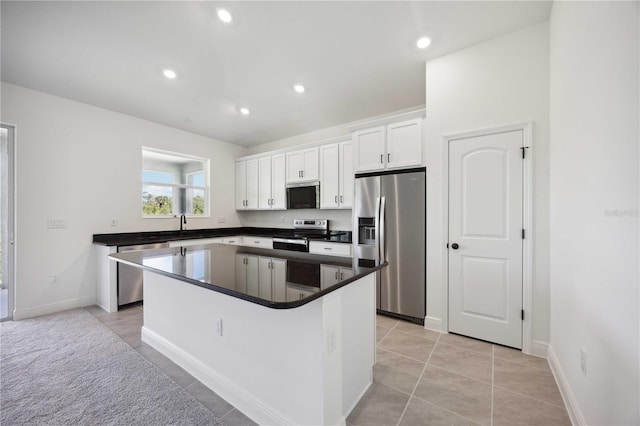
[424,315,443,332]
[141,326,290,426]
[527,340,549,358]
[548,345,586,426]
[13,295,96,320]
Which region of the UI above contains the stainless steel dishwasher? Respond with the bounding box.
[117,242,169,307]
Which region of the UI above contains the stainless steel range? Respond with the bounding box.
[272,219,329,252]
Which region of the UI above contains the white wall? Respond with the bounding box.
[423,22,550,344]
[549,2,639,425]
[0,83,247,319]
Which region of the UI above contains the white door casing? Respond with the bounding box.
[448,128,525,349]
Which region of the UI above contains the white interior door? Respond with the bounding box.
[448,130,524,349]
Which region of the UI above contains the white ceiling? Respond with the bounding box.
[1,1,551,147]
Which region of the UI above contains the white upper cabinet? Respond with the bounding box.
[257,153,286,210]
[386,119,423,170]
[235,159,258,210]
[320,141,353,209]
[352,118,423,173]
[339,142,354,208]
[352,126,386,172]
[286,147,319,183]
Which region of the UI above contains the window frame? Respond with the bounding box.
[142,147,210,219]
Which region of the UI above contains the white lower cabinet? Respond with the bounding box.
[236,254,259,296]
[258,257,286,301]
[286,284,316,301]
[320,265,354,289]
[243,237,273,249]
[309,241,352,257]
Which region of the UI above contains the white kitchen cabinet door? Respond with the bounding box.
[320,264,340,289]
[339,142,354,208]
[235,161,247,210]
[235,159,259,210]
[302,147,319,181]
[271,258,287,301]
[245,159,259,209]
[271,154,286,209]
[258,156,272,210]
[339,267,354,281]
[320,144,340,209]
[286,150,304,183]
[353,126,385,172]
[286,285,315,302]
[386,119,422,170]
[286,147,319,183]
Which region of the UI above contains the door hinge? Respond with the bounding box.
[521,309,525,321]
[522,229,525,239]
[521,146,530,159]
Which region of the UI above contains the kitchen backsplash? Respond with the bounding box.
[238,209,353,230]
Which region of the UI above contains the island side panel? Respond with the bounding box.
[141,270,328,425]
[339,273,376,414]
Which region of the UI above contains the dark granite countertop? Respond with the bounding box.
[93,227,352,246]
[109,243,383,309]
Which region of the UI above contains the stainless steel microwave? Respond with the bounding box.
[286,181,320,209]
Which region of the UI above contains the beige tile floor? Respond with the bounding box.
[87,306,570,426]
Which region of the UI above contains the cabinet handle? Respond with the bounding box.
[324,247,332,250]
[335,271,338,280]
[388,153,391,163]
[335,195,338,203]
[380,154,383,164]
[341,272,344,280]
[340,195,343,203]
[301,170,304,178]
[254,240,260,244]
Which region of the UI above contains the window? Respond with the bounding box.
[142,148,209,217]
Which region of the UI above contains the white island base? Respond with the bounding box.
[141,270,376,426]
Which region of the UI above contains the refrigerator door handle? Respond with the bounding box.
[374,196,381,260]
[380,196,386,260]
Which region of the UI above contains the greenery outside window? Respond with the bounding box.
[142,147,209,217]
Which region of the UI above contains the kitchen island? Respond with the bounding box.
[109,243,384,426]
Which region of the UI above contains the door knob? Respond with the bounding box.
[451,243,459,250]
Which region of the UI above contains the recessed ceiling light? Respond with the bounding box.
[416,37,431,49]
[293,84,305,94]
[217,8,233,23]
[163,69,177,79]
[239,107,250,115]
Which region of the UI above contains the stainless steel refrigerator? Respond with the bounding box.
[353,168,426,324]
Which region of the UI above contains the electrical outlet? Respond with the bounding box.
[51,275,58,285]
[580,347,587,375]
[215,317,223,337]
[47,218,67,229]
[109,218,119,227]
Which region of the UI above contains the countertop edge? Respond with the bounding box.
[109,254,385,310]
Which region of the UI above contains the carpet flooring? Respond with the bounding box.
[0,308,225,425]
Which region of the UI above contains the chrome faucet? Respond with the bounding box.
[179,214,187,234]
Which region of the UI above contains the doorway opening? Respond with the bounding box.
[1,124,15,321]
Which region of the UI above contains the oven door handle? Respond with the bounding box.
[272,238,308,246]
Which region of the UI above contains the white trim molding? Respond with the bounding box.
[13,295,96,320]
[441,121,535,352]
[424,315,444,333]
[548,345,587,426]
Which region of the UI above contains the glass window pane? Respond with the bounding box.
[142,170,174,184]
[142,184,173,216]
